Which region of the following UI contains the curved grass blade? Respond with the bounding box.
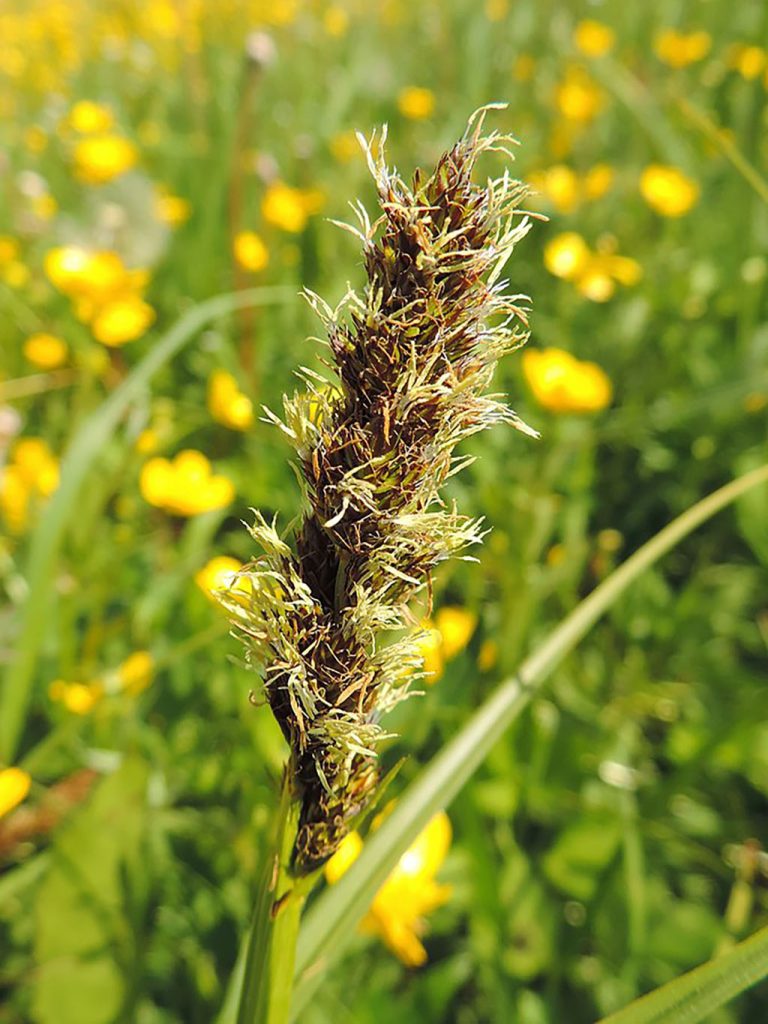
[597,923,768,1024]
[291,464,768,1014]
[0,286,294,763]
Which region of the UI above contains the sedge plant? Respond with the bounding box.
[224,107,538,1021]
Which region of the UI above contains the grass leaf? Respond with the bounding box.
[597,923,768,1024]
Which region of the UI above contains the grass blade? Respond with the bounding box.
[291,464,768,1012]
[597,923,768,1024]
[0,286,294,763]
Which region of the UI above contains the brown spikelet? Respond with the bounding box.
[220,107,538,872]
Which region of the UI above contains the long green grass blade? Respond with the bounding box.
[0,286,294,763]
[597,923,768,1024]
[291,464,768,1013]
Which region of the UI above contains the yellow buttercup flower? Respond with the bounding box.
[434,606,477,660]
[233,230,269,272]
[522,347,612,414]
[64,100,115,134]
[262,182,322,234]
[323,5,349,36]
[117,651,154,696]
[417,620,444,684]
[48,680,103,714]
[140,449,235,516]
[545,233,641,300]
[195,556,251,603]
[555,65,604,123]
[728,44,767,80]
[208,369,254,431]
[544,232,591,281]
[574,20,615,58]
[583,163,614,200]
[72,134,138,185]
[417,607,476,684]
[14,438,60,495]
[640,164,699,217]
[155,191,191,227]
[330,130,360,164]
[0,767,31,819]
[91,295,155,347]
[529,165,580,214]
[0,235,19,265]
[325,811,452,967]
[397,86,436,121]
[654,29,711,68]
[23,333,68,369]
[45,246,127,302]
[44,246,153,345]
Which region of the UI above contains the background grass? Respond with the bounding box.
[1,1,767,1022]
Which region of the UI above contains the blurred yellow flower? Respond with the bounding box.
[555,66,604,123]
[135,428,159,455]
[728,44,767,80]
[325,811,452,967]
[418,606,476,683]
[155,191,191,227]
[654,29,711,68]
[522,348,612,414]
[477,638,498,672]
[73,134,138,185]
[434,606,477,660]
[330,130,360,164]
[2,439,60,532]
[140,449,235,516]
[64,100,115,134]
[23,333,68,370]
[640,164,699,217]
[208,369,254,431]
[195,555,251,603]
[49,680,103,714]
[0,235,19,265]
[24,125,47,153]
[545,233,640,300]
[2,261,30,289]
[45,246,154,345]
[530,165,580,213]
[45,247,131,303]
[417,621,444,683]
[583,163,614,200]
[91,295,155,347]
[574,20,615,58]
[397,86,435,121]
[233,230,269,272]
[544,232,591,281]
[117,651,154,696]
[262,182,322,233]
[0,767,31,819]
[323,5,349,36]
[530,164,614,213]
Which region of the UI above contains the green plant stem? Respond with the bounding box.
[236,771,311,1024]
[291,463,768,1012]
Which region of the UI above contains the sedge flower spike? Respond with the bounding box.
[222,108,538,872]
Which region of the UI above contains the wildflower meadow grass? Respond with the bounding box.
[1,2,767,1023]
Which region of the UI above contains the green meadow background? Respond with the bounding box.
[1,1,767,1021]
